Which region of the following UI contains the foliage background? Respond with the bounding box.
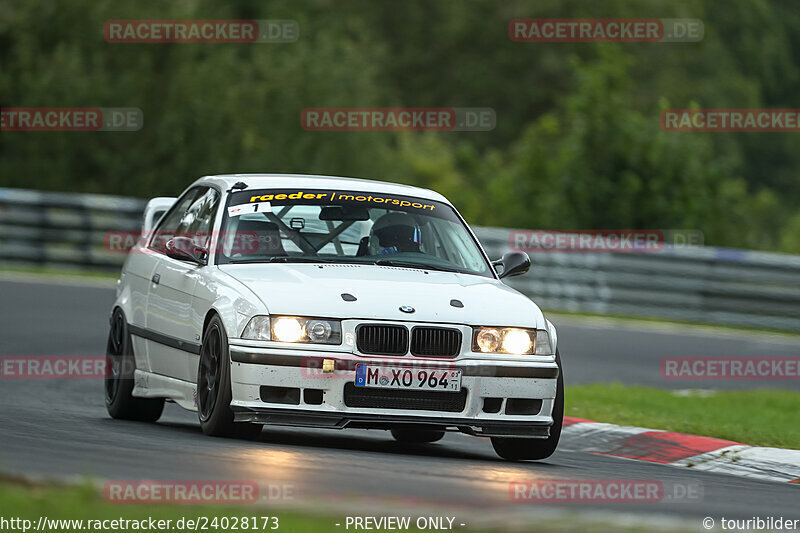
[1,0,799,251]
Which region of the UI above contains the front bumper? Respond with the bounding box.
[228,343,559,438]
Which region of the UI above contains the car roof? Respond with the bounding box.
[193,174,450,204]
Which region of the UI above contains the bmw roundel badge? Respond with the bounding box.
[399,305,415,314]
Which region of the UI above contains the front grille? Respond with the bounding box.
[356,324,409,355]
[411,327,462,357]
[343,383,467,412]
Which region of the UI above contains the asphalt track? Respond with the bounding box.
[1,276,799,528]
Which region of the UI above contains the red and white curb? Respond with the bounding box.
[561,417,800,485]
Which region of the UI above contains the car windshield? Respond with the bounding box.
[217,188,493,277]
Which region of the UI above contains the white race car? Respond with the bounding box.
[105,174,563,460]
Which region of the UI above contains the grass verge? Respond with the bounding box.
[0,477,700,533]
[0,478,358,533]
[566,384,800,448]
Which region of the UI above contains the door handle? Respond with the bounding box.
[151,273,160,285]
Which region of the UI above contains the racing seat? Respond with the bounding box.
[234,218,286,257]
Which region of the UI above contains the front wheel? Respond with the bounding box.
[197,315,262,439]
[491,349,564,461]
[105,308,165,422]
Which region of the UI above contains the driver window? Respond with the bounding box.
[149,187,219,253]
[176,188,220,248]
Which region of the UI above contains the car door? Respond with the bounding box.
[145,186,220,382]
[122,238,161,372]
[123,197,178,369]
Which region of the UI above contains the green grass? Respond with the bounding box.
[0,476,702,533]
[566,384,800,448]
[0,478,360,533]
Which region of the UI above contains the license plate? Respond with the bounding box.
[355,364,462,392]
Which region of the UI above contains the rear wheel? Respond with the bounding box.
[491,350,564,461]
[391,428,445,444]
[105,308,165,422]
[197,315,262,439]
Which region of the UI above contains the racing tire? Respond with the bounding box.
[105,308,165,422]
[197,315,263,440]
[491,349,564,461]
[390,428,446,444]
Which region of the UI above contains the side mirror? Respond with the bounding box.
[493,251,531,279]
[165,237,208,265]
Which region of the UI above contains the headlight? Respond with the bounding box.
[241,315,342,344]
[472,327,551,355]
[241,316,270,340]
[272,316,342,345]
[503,329,532,354]
[476,328,501,352]
[272,317,304,342]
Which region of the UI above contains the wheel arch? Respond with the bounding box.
[202,308,220,338]
[200,299,247,346]
[111,273,139,327]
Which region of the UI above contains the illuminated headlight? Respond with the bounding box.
[472,327,551,355]
[271,316,342,345]
[503,329,532,354]
[272,317,304,342]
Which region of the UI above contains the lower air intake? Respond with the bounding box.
[343,383,467,413]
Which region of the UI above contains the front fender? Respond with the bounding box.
[195,267,268,343]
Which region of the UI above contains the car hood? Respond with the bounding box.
[218,263,544,328]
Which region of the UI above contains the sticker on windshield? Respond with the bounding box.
[228,202,272,217]
[228,188,459,222]
[243,190,436,211]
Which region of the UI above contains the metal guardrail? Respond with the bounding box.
[478,228,800,331]
[0,187,145,270]
[1,187,799,331]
